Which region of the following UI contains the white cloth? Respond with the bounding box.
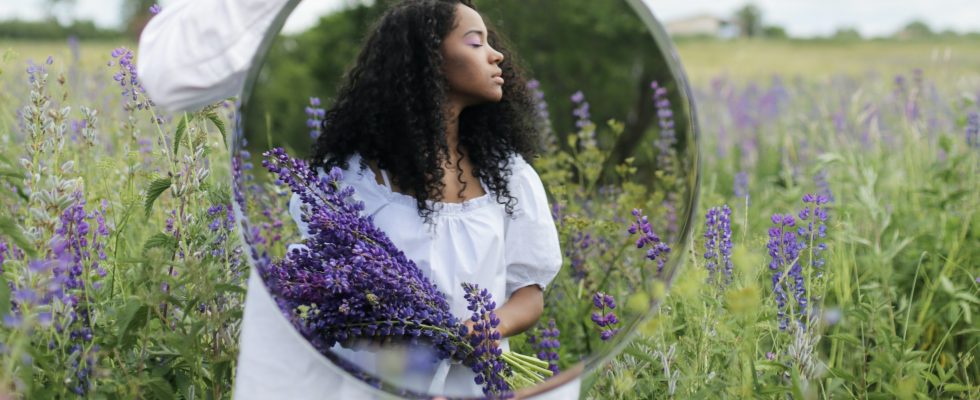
[137,0,292,113]
[137,1,582,398]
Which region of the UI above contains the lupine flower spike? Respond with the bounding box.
[591,292,620,341]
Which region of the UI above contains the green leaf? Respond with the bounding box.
[205,112,228,149]
[0,273,11,319]
[953,291,980,304]
[922,371,941,386]
[828,367,856,381]
[0,216,37,258]
[206,186,232,205]
[0,167,24,179]
[145,377,177,400]
[789,367,805,399]
[142,233,178,256]
[827,333,862,346]
[943,384,973,392]
[116,300,149,350]
[214,283,247,295]
[174,113,189,158]
[757,385,788,395]
[144,177,172,217]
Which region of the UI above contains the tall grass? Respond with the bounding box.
[0,37,977,399]
[586,44,979,398]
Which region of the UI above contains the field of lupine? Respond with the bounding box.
[1,35,978,400]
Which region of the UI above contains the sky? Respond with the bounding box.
[1,0,979,38]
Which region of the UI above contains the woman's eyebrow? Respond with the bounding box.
[463,29,485,37]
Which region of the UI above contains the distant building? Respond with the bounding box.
[664,14,738,38]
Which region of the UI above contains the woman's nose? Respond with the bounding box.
[490,47,504,64]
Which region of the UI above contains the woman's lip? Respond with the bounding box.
[493,76,504,84]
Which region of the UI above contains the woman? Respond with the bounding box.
[139,0,573,398]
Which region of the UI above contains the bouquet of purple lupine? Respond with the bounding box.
[259,148,552,397]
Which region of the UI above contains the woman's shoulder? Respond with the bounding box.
[503,152,531,175]
[312,152,367,178]
[501,153,549,214]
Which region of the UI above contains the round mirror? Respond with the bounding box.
[232,0,700,398]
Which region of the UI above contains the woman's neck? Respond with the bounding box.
[444,102,461,156]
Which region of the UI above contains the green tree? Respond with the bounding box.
[733,4,763,38]
[121,0,158,39]
[832,27,862,41]
[761,25,787,39]
[897,20,934,39]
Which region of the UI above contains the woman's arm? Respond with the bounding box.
[495,285,544,338]
[137,0,292,113]
[465,284,543,339]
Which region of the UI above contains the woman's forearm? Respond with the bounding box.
[495,285,544,338]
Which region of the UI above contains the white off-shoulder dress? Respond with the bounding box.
[138,1,581,398]
[268,153,562,397]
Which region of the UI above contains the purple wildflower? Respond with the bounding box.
[0,240,7,272]
[54,192,107,292]
[966,111,978,148]
[734,171,749,204]
[591,292,620,341]
[110,47,158,119]
[27,61,46,84]
[797,194,830,273]
[767,213,800,331]
[149,4,162,14]
[44,192,109,396]
[564,231,596,281]
[463,283,510,397]
[305,97,326,139]
[526,80,553,141]
[535,319,560,375]
[651,80,676,173]
[662,193,679,242]
[628,209,672,274]
[206,203,236,256]
[232,149,250,214]
[767,194,831,331]
[814,169,835,204]
[570,90,595,148]
[703,205,734,287]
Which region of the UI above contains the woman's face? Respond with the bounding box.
[440,4,506,108]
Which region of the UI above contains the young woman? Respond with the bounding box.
[139,0,571,398]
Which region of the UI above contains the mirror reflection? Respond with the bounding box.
[234,0,700,398]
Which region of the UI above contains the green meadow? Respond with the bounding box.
[0,36,977,399]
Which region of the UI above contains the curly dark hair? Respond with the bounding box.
[311,0,542,222]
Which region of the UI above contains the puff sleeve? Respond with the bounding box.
[503,155,563,299]
[137,0,292,113]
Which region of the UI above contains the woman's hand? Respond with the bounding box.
[463,285,542,341]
